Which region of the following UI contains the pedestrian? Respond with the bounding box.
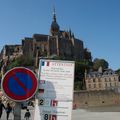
[0,99,5,119]
[24,109,31,120]
[6,102,12,120]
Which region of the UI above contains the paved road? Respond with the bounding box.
[72,109,120,120]
[1,106,120,120]
[0,106,33,120]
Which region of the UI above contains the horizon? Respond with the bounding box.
[0,0,120,70]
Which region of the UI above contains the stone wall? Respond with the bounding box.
[74,90,120,108]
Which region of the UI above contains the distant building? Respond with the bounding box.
[85,67,119,91]
[22,9,92,66]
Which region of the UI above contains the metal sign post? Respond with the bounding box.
[1,67,38,119]
[13,103,21,120]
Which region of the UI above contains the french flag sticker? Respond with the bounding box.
[41,61,50,66]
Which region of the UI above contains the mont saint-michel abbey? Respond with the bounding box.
[0,9,91,68]
[22,10,92,64]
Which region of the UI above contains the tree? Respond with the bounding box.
[116,69,120,76]
[74,60,93,90]
[6,55,34,71]
[93,58,109,70]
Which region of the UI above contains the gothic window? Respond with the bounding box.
[88,80,91,83]
[98,78,101,82]
[102,101,105,103]
[41,44,44,52]
[50,38,56,54]
[109,78,111,82]
[105,78,107,82]
[44,45,47,51]
[88,84,91,88]
[85,102,88,105]
[93,78,95,82]
[99,83,101,88]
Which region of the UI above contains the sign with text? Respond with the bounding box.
[34,60,75,120]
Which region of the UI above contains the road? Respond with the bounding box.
[72,109,120,120]
[1,106,120,120]
[0,106,33,120]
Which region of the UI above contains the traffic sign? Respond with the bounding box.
[1,67,38,102]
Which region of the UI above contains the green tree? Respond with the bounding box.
[74,60,93,90]
[116,69,120,76]
[93,58,109,71]
[6,55,34,71]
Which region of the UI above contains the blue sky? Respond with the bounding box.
[0,0,120,70]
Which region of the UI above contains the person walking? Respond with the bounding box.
[6,103,12,120]
[0,99,5,119]
[24,109,31,120]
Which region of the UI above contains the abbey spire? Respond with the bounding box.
[50,7,60,36]
[53,7,56,22]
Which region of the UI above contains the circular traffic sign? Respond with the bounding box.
[1,67,38,102]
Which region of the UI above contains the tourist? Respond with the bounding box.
[6,102,12,120]
[24,109,31,120]
[0,99,5,119]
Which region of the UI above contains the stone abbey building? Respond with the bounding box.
[0,9,91,68]
[22,10,91,65]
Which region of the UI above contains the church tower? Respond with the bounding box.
[50,8,60,36]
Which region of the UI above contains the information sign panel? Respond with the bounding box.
[34,60,75,120]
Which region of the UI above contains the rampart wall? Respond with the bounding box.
[74,90,120,108]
